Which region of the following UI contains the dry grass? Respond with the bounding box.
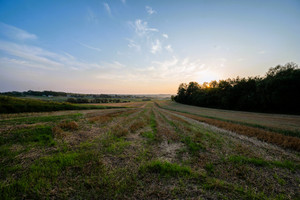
[90,101,146,108]
[158,101,300,133]
[52,126,66,138]
[57,121,79,130]
[87,109,137,123]
[111,124,129,137]
[129,120,146,133]
[169,110,300,151]
[2,101,300,199]
[52,121,78,139]
[154,110,180,141]
[88,115,112,123]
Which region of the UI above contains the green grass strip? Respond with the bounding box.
[228,155,299,171]
[140,160,194,177]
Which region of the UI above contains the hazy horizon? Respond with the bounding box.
[1,0,300,94]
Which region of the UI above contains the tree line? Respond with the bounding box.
[0,90,141,99]
[172,62,300,114]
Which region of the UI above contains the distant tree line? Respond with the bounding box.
[0,90,147,99]
[172,62,300,114]
[0,90,68,97]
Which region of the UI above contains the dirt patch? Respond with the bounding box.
[158,141,183,162]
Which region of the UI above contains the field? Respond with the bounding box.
[0,96,124,114]
[159,101,300,137]
[1,101,300,199]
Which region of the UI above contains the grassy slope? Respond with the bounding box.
[157,100,300,138]
[0,102,299,199]
[0,96,123,114]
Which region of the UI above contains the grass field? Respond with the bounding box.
[0,96,123,114]
[158,101,300,137]
[0,101,299,199]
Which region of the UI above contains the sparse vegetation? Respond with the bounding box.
[140,160,195,177]
[0,101,299,199]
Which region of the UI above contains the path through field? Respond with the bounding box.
[1,101,299,199]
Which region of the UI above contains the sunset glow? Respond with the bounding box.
[1,0,300,94]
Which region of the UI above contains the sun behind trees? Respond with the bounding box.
[173,62,300,114]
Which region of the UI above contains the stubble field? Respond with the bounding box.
[1,101,299,199]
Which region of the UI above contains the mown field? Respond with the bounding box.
[0,101,299,199]
[159,101,300,137]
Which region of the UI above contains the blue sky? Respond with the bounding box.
[0,0,300,94]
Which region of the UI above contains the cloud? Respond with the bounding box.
[127,39,141,51]
[162,34,168,39]
[103,61,126,69]
[130,19,158,37]
[103,3,112,16]
[86,8,98,23]
[151,39,162,54]
[0,40,104,71]
[0,40,63,70]
[121,0,126,4]
[165,45,173,52]
[0,22,37,41]
[146,6,156,15]
[0,38,209,92]
[78,42,102,52]
[134,56,205,81]
[95,56,207,83]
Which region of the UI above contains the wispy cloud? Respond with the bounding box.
[146,6,156,15]
[130,19,158,37]
[0,37,210,92]
[78,42,102,52]
[151,39,162,54]
[121,0,126,5]
[165,45,173,53]
[0,40,63,70]
[95,56,207,83]
[127,39,141,51]
[0,22,37,41]
[86,8,98,23]
[103,61,126,69]
[162,34,168,39]
[103,3,112,16]
[0,40,103,71]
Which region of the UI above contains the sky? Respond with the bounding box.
[0,0,300,94]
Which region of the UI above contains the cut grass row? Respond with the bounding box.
[1,102,299,199]
[156,102,300,151]
[156,101,300,138]
[1,108,145,199]
[157,110,206,155]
